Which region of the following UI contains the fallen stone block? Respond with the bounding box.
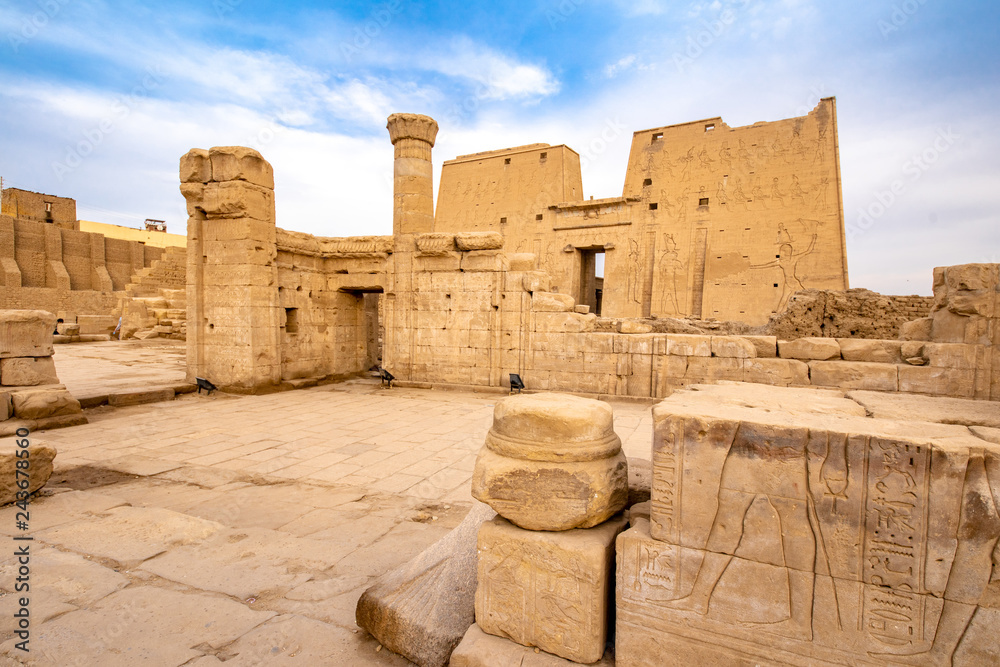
[11,388,82,420]
[1,357,60,386]
[778,337,841,360]
[356,501,496,667]
[476,515,627,664]
[0,310,55,359]
[0,441,56,505]
[450,624,614,667]
[710,336,757,359]
[532,292,575,312]
[837,338,903,363]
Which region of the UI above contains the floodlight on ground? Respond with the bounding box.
[509,374,525,394]
[196,377,217,395]
[379,367,395,388]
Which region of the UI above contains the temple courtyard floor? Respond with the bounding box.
[0,341,654,665]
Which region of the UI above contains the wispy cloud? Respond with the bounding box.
[418,37,560,100]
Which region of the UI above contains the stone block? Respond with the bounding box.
[901,341,925,359]
[684,356,743,382]
[108,388,175,407]
[471,393,628,531]
[808,360,898,391]
[461,250,506,272]
[476,515,627,664]
[711,336,757,358]
[743,358,810,386]
[666,334,712,357]
[837,339,903,363]
[627,383,1000,666]
[0,442,56,505]
[619,320,653,334]
[450,624,614,667]
[532,292,575,313]
[356,502,496,667]
[199,182,275,221]
[11,388,83,420]
[742,335,777,358]
[208,145,274,189]
[415,233,456,255]
[507,253,536,271]
[0,310,55,359]
[455,232,504,251]
[533,312,596,333]
[898,365,975,398]
[522,271,551,294]
[0,391,10,420]
[923,342,980,369]
[900,317,933,341]
[778,337,841,360]
[0,357,59,386]
[179,147,211,183]
[574,304,590,314]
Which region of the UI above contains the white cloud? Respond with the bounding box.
[603,54,637,78]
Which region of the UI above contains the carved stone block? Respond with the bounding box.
[476,515,627,664]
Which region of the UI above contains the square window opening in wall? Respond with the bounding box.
[284,308,299,334]
[774,283,779,288]
[652,132,663,142]
[500,217,507,224]
[539,152,547,161]
[44,202,52,212]
[649,203,658,210]
[504,157,511,165]
[699,198,710,206]
[535,214,543,221]
[705,124,715,131]
[642,178,652,187]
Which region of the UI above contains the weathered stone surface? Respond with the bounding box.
[471,393,628,531]
[0,442,55,505]
[898,364,975,398]
[777,337,841,360]
[355,501,496,667]
[0,310,55,359]
[209,145,275,189]
[711,336,757,358]
[0,356,59,386]
[533,311,596,333]
[743,335,777,358]
[971,426,1000,444]
[627,456,652,506]
[620,320,653,334]
[507,253,536,271]
[667,334,712,357]
[743,358,809,386]
[573,304,590,314]
[179,147,211,183]
[837,338,903,363]
[476,515,627,664]
[847,390,1000,428]
[532,292,575,313]
[10,388,82,420]
[0,391,10,420]
[900,316,933,340]
[623,383,1000,667]
[455,232,504,251]
[807,360,898,391]
[522,271,551,293]
[450,624,614,667]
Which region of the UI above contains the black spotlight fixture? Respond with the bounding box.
[509,373,525,394]
[196,377,218,395]
[379,367,395,388]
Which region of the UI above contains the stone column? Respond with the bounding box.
[180,146,281,392]
[383,113,439,382]
[387,113,438,236]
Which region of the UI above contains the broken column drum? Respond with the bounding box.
[471,392,628,531]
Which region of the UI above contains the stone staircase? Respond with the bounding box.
[118,246,187,340]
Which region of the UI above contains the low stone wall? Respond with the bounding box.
[762,288,934,340]
[0,310,87,434]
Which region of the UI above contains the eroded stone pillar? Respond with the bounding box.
[387,113,438,236]
[179,146,281,392]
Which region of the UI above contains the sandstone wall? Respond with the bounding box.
[432,99,848,325]
[1,188,77,229]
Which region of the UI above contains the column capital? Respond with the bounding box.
[387,113,439,147]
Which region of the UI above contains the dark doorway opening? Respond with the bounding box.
[578,248,605,316]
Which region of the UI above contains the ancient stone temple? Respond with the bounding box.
[434,98,848,324]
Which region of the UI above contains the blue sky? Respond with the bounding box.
[1,0,997,295]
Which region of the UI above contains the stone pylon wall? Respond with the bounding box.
[180,146,281,392]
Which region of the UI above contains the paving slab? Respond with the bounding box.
[847,389,1000,428]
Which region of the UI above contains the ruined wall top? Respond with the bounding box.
[386,113,439,148]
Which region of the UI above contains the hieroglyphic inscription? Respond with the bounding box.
[652,422,682,543]
[861,438,930,649]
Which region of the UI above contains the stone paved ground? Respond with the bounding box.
[52,339,187,400]
[0,361,654,665]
